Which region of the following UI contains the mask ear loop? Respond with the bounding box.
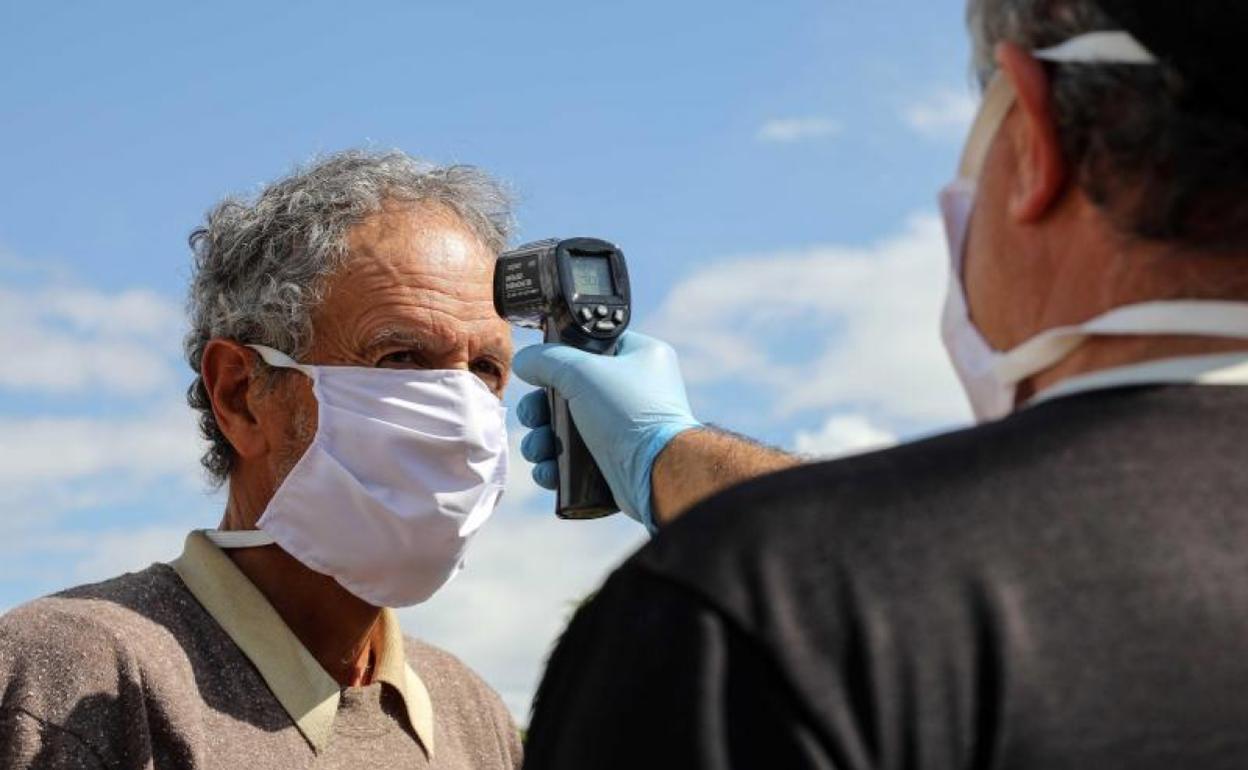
[196,345,319,553]
[206,529,276,549]
[247,344,317,378]
[959,73,1017,182]
[1032,31,1156,64]
[959,30,1157,183]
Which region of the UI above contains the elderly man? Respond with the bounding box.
[518,1,1248,767]
[0,151,521,768]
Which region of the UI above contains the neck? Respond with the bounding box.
[1025,334,1248,400]
[1009,215,1248,401]
[218,496,383,688]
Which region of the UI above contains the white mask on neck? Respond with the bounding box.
[940,32,1248,422]
[207,345,509,608]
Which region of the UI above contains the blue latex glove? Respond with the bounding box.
[513,331,701,530]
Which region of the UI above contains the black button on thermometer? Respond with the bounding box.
[494,237,631,520]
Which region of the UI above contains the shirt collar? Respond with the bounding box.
[170,530,435,757]
[1029,352,1248,408]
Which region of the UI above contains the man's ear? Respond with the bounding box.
[201,339,269,464]
[997,41,1068,222]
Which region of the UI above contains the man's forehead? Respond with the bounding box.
[305,200,506,361]
[348,200,487,257]
[336,203,495,285]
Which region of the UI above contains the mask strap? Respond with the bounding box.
[958,75,1015,181]
[994,301,1248,385]
[958,31,1158,182]
[204,529,277,549]
[1033,31,1157,64]
[248,344,316,377]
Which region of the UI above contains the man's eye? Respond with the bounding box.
[471,359,505,389]
[377,350,423,368]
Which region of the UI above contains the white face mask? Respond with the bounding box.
[207,345,509,608]
[939,31,1248,421]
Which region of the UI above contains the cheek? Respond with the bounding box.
[287,392,318,447]
[286,378,319,446]
[963,164,1014,347]
[260,376,320,479]
[963,199,996,314]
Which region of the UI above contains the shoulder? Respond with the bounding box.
[402,636,521,764]
[1,563,187,650]
[624,397,1134,643]
[639,417,1012,585]
[0,566,192,717]
[402,635,506,710]
[648,386,1204,582]
[4,564,193,643]
[528,561,838,768]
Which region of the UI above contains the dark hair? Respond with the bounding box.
[969,0,1248,251]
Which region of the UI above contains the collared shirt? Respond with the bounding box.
[0,530,522,769]
[1030,351,1248,406]
[170,530,435,755]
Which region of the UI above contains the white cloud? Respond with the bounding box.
[42,287,183,339]
[57,526,192,583]
[0,520,213,616]
[0,403,202,487]
[794,413,897,458]
[0,335,175,394]
[0,403,209,543]
[0,275,203,520]
[649,212,971,427]
[502,424,545,511]
[0,248,74,283]
[401,511,645,720]
[757,117,841,144]
[72,526,193,582]
[904,88,978,140]
[0,284,182,395]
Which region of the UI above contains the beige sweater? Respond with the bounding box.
[0,554,522,769]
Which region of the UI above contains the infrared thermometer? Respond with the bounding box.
[493,237,631,519]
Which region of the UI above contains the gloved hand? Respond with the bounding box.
[513,331,702,530]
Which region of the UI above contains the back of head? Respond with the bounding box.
[967,0,1248,252]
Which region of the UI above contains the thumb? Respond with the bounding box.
[614,330,666,358]
[512,343,597,394]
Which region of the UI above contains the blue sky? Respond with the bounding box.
[0,0,975,716]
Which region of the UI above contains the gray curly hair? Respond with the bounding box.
[185,149,514,484]
[967,0,1248,250]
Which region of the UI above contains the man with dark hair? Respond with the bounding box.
[517,2,1248,767]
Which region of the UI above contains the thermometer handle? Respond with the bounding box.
[542,325,618,519]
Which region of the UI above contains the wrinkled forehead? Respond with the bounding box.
[345,199,494,267]
[310,201,503,354]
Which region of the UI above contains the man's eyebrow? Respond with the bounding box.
[478,337,512,362]
[360,328,429,358]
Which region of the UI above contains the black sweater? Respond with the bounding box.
[526,384,1248,769]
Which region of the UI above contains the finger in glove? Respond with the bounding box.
[521,426,558,463]
[516,389,551,428]
[532,460,559,490]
